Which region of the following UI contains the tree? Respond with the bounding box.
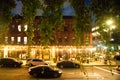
[70,0,91,46]
[20,0,65,46]
[90,0,120,73]
[68,0,92,75]
[90,0,120,45]
[0,0,16,44]
[20,0,41,45]
[38,0,64,46]
[19,0,41,58]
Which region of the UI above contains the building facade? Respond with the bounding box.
[0,15,94,62]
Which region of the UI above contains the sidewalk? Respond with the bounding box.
[21,59,117,67]
[83,60,117,66]
[50,60,117,67]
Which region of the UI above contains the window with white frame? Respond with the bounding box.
[18,25,21,32]
[11,37,14,44]
[24,37,27,44]
[17,37,21,43]
[24,25,28,31]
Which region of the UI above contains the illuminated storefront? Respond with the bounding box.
[0,45,96,62]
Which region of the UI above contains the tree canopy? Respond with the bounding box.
[38,0,64,45]
[90,0,120,45]
[1,0,120,45]
[70,0,91,45]
[0,0,16,44]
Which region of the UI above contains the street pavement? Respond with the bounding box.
[83,60,117,66]
[21,59,117,66]
[0,60,120,80]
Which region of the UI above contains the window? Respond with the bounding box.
[72,37,76,44]
[50,36,54,45]
[17,37,21,43]
[5,37,8,44]
[11,25,15,32]
[86,36,89,45]
[58,37,62,44]
[64,24,68,32]
[12,25,15,29]
[11,37,14,44]
[18,25,21,32]
[24,25,28,31]
[24,37,27,44]
[64,36,68,44]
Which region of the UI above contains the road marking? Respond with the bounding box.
[86,72,104,78]
[95,66,120,75]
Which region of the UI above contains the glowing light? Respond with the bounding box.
[106,19,113,25]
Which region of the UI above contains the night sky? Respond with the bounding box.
[12,0,90,16]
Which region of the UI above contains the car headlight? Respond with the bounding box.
[58,70,62,73]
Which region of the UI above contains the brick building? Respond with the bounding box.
[0,15,94,62]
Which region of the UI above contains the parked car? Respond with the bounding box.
[116,66,120,71]
[0,57,23,67]
[26,58,48,67]
[114,55,120,71]
[28,65,62,78]
[56,60,80,68]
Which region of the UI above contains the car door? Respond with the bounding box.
[7,59,15,66]
[44,67,53,77]
[67,61,73,67]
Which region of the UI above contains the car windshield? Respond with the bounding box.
[32,59,43,61]
[10,58,18,62]
[49,66,59,70]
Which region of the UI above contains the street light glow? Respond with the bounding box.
[106,19,116,30]
[106,19,113,25]
[110,25,116,30]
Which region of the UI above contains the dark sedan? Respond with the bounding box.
[28,65,62,78]
[0,57,23,67]
[56,60,80,68]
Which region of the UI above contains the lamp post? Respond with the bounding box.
[106,19,116,51]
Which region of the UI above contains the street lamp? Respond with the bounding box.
[106,19,113,25]
[106,19,116,51]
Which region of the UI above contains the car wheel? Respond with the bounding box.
[54,73,59,78]
[75,65,80,68]
[59,65,63,68]
[14,64,18,67]
[33,73,38,77]
[0,64,3,67]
